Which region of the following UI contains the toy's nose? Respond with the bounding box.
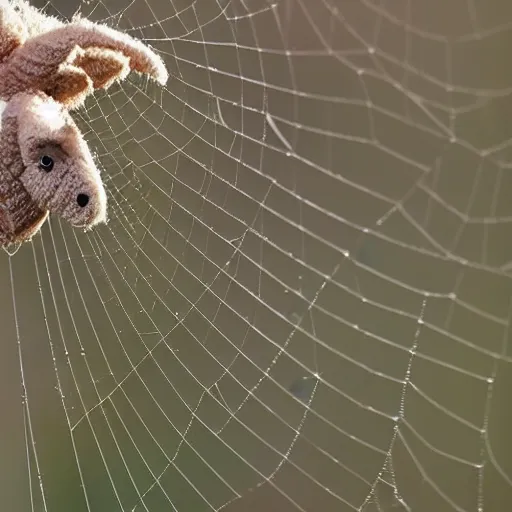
[71,179,107,228]
[77,193,89,207]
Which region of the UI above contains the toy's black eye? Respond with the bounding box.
[77,194,89,208]
[39,155,54,172]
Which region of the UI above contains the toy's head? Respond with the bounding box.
[13,92,107,229]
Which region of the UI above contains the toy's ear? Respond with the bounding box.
[46,47,131,109]
[73,47,131,89]
[46,64,93,110]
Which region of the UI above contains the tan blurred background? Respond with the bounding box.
[0,0,512,511]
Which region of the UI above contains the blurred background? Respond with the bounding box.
[0,0,511,510]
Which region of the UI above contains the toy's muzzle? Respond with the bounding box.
[49,168,107,229]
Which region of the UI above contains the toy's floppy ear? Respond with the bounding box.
[73,47,131,89]
[47,64,93,109]
[46,47,131,109]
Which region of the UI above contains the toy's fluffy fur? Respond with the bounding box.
[0,0,168,247]
[0,1,167,107]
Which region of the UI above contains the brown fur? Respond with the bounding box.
[0,1,168,247]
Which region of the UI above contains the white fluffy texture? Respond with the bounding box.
[34,99,65,131]
[10,0,63,38]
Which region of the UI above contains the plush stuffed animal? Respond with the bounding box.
[0,0,168,248]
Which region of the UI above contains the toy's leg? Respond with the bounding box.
[0,4,27,63]
[0,19,167,101]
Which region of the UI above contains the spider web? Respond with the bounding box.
[1,0,512,511]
